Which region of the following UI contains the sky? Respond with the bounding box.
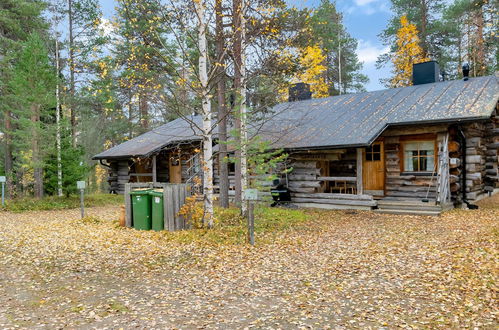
[99,0,393,92]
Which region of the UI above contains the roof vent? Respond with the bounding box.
[462,63,470,81]
[412,61,440,85]
[288,83,312,102]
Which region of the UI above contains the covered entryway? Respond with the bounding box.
[363,141,385,196]
[169,156,182,183]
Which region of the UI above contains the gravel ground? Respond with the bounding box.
[0,196,497,329]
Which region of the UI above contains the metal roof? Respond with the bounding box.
[93,115,209,160]
[93,75,499,160]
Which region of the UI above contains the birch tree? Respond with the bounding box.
[194,0,214,227]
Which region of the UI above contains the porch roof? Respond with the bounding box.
[93,115,209,160]
[93,74,499,160]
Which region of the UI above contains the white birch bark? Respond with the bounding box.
[55,23,63,197]
[194,0,214,227]
[239,0,248,215]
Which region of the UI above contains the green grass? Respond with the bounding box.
[159,205,309,246]
[1,194,123,213]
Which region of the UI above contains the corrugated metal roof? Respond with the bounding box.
[93,75,499,160]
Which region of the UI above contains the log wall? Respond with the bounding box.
[460,110,499,201]
[381,125,449,200]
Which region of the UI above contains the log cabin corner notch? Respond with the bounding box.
[93,74,499,214]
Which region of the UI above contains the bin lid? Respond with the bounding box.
[149,190,164,197]
[130,189,152,195]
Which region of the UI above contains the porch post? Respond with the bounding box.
[152,154,157,183]
[356,148,363,195]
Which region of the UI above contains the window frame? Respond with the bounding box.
[365,143,382,162]
[400,134,437,174]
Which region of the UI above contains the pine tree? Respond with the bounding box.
[0,0,48,197]
[440,0,497,78]
[66,0,105,145]
[114,0,174,134]
[5,33,55,197]
[389,15,429,88]
[310,0,368,95]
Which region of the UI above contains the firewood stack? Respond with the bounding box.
[448,139,461,201]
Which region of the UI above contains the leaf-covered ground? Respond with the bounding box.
[0,195,497,329]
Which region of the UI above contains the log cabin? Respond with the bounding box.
[93,63,499,215]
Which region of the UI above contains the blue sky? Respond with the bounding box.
[99,0,393,91]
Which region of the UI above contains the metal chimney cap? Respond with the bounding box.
[462,63,470,81]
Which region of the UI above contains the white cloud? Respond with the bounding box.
[356,40,389,64]
[347,0,391,16]
[98,17,115,37]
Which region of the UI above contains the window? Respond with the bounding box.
[366,144,381,161]
[403,141,435,172]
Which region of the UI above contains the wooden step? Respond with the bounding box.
[377,201,442,212]
[374,209,441,216]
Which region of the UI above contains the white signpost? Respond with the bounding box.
[0,176,6,208]
[77,181,86,218]
[244,189,258,246]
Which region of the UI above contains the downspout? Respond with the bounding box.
[457,126,478,209]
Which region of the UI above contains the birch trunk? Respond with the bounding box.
[215,0,229,208]
[68,0,76,147]
[239,0,248,216]
[194,0,214,227]
[55,34,63,197]
[233,0,242,206]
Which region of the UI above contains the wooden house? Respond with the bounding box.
[93,68,499,215]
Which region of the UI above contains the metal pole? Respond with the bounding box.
[1,182,4,207]
[80,188,84,218]
[248,201,254,246]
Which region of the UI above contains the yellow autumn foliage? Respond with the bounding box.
[297,45,329,98]
[390,15,430,88]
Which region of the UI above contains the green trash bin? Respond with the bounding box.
[149,190,164,231]
[130,189,152,230]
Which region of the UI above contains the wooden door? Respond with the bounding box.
[169,156,182,183]
[363,141,385,194]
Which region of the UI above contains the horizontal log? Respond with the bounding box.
[289,202,373,211]
[485,150,498,156]
[386,191,436,198]
[291,197,376,207]
[290,168,321,176]
[466,148,479,156]
[486,169,498,176]
[466,155,482,164]
[467,173,482,180]
[288,187,316,193]
[467,137,482,147]
[288,174,317,181]
[288,181,322,188]
[290,161,318,169]
[486,142,499,149]
[291,193,373,201]
[386,186,436,193]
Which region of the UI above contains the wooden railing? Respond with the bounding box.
[318,176,357,194]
